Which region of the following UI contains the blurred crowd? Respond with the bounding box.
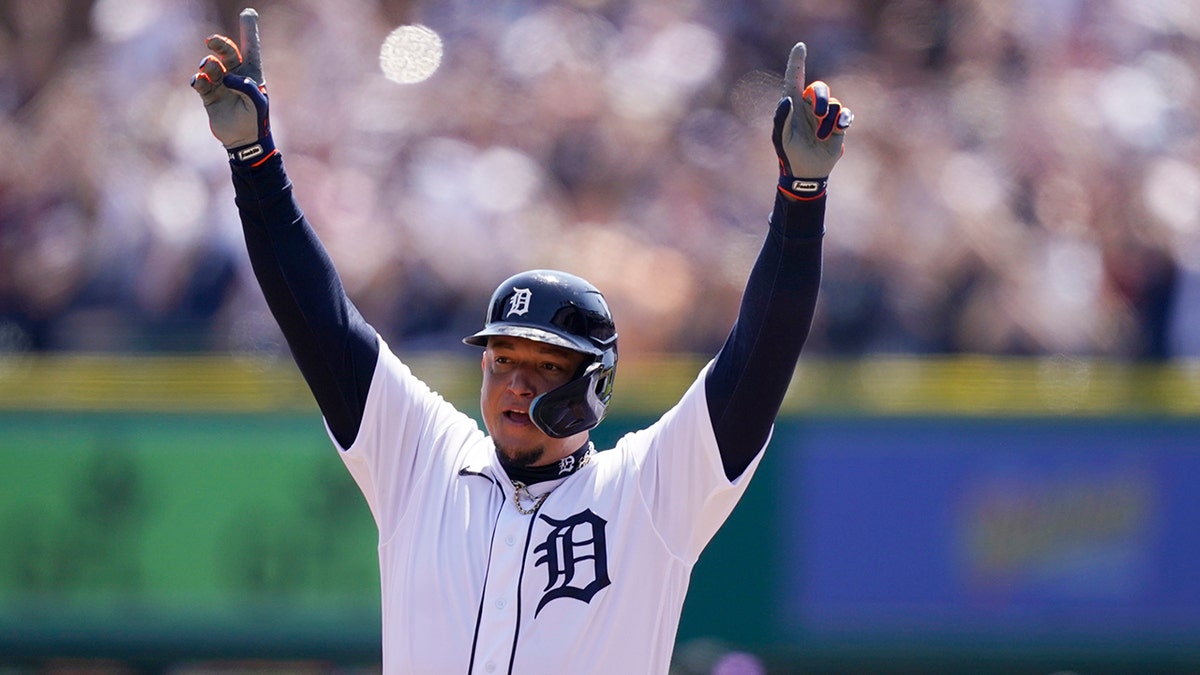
[2,0,1199,359]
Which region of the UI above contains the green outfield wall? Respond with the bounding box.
[2,355,1199,673]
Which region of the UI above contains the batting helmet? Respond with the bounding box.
[463,269,618,439]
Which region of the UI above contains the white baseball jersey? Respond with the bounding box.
[332,337,766,674]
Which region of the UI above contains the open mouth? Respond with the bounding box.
[503,410,532,425]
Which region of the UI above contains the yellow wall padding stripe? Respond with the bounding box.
[1,354,1198,416]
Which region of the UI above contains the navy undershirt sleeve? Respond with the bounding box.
[231,154,379,449]
[705,191,824,480]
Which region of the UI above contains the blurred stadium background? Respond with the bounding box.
[2,0,1200,673]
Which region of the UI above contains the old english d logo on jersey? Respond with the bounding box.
[533,509,610,616]
[507,287,532,316]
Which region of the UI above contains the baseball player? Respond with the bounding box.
[191,8,850,673]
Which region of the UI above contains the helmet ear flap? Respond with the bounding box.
[591,347,617,404]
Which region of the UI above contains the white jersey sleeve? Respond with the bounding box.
[331,335,486,541]
[623,358,769,561]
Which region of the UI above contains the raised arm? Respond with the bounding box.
[705,42,853,480]
[191,9,378,448]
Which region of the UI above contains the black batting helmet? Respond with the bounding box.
[463,269,618,438]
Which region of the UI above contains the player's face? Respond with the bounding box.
[481,336,590,468]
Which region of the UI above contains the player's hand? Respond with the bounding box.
[190,8,276,167]
[772,43,853,200]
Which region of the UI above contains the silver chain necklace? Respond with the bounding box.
[512,446,594,515]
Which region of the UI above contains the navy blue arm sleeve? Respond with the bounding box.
[705,191,824,480]
[231,153,379,448]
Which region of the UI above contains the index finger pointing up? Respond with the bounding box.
[782,42,807,101]
[239,7,264,85]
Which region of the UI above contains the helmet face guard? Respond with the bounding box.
[530,349,617,438]
[464,270,618,438]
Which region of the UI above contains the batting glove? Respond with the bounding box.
[772,43,853,200]
[190,8,276,167]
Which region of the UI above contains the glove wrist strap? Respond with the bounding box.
[778,175,828,201]
[227,134,277,168]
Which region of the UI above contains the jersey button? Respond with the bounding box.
[505,535,516,546]
[495,598,507,610]
[484,662,496,673]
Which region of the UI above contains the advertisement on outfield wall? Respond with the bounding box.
[782,417,1200,643]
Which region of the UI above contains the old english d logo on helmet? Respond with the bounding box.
[464,270,618,438]
[507,288,533,317]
